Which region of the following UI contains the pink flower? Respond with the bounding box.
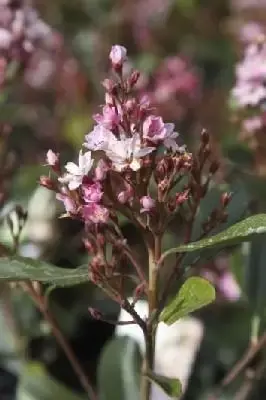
[59,151,94,190]
[140,196,155,213]
[46,149,59,167]
[93,105,120,130]
[82,203,109,224]
[0,28,12,49]
[239,22,264,43]
[243,116,263,133]
[109,45,127,67]
[82,182,103,203]
[218,272,241,302]
[143,115,181,151]
[56,192,77,214]
[232,84,266,107]
[232,42,266,108]
[94,159,109,181]
[84,125,110,151]
[143,115,167,142]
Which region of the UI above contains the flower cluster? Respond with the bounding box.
[42,45,187,224]
[0,0,53,86]
[42,45,229,300]
[231,0,266,10]
[143,56,200,122]
[231,34,266,144]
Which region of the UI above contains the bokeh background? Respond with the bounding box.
[1,0,266,399]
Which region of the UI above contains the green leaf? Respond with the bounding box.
[98,337,142,400]
[160,277,215,325]
[146,371,182,398]
[244,233,266,314]
[160,214,266,264]
[17,362,86,400]
[0,256,88,287]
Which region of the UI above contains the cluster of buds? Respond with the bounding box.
[41,45,230,306]
[0,0,53,87]
[143,56,200,122]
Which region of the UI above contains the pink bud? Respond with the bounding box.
[46,150,60,172]
[39,176,56,190]
[109,45,127,68]
[176,190,189,206]
[128,70,140,88]
[105,93,114,106]
[125,99,136,113]
[218,272,241,302]
[102,78,115,92]
[140,196,155,213]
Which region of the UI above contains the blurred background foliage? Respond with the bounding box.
[1,0,266,399]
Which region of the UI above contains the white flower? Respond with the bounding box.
[163,130,179,151]
[59,151,94,190]
[84,125,111,151]
[105,133,155,171]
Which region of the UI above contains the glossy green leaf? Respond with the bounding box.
[160,214,266,264]
[17,362,86,400]
[160,277,215,325]
[146,371,182,398]
[98,336,142,400]
[0,256,88,287]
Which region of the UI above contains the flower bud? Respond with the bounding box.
[176,190,189,206]
[140,196,155,213]
[105,93,114,106]
[221,192,232,208]
[125,99,136,114]
[102,78,115,92]
[46,149,60,173]
[128,70,140,88]
[39,176,56,190]
[109,45,127,71]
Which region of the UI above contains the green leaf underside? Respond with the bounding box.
[0,256,88,287]
[98,337,142,400]
[17,362,85,400]
[146,372,182,398]
[161,214,266,263]
[160,277,215,325]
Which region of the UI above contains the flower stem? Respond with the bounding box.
[141,234,161,400]
[23,282,97,400]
